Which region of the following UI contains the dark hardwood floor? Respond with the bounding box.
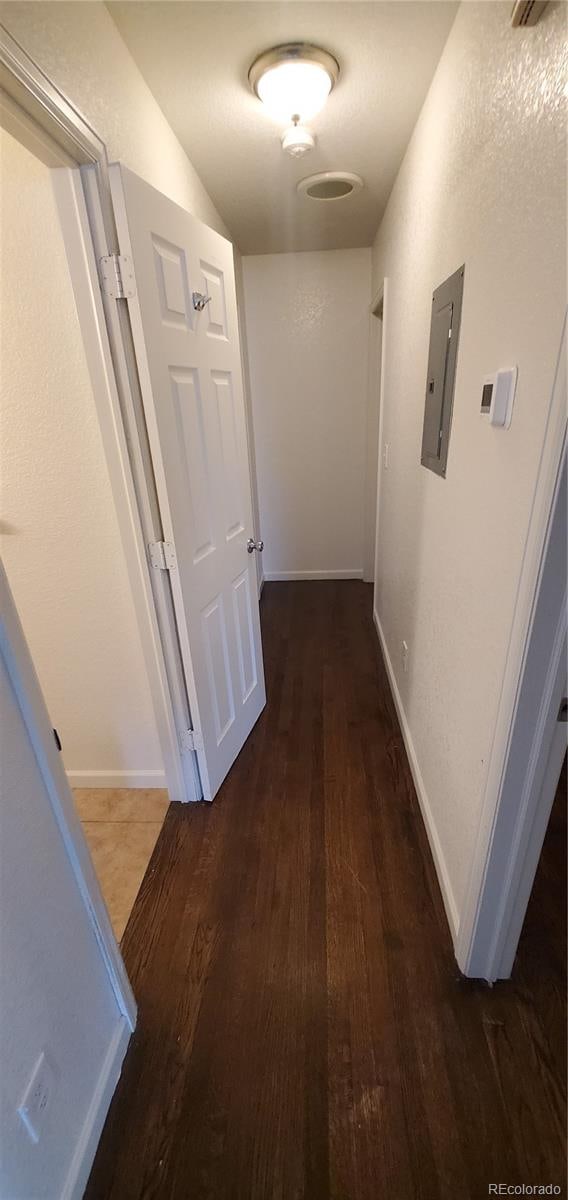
[512,752,566,1077]
[85,582,566,1200]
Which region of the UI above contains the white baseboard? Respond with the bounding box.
[263,569,364,581]
[373,608,459,940]
[62,1016,131,1200]
[67,769,167,789]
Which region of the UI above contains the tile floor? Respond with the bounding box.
[73,788,170,941]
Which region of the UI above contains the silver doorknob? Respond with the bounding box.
[247,538,264,554]
[192,291,211,312]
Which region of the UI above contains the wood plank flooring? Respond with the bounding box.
[85,582,566,1200]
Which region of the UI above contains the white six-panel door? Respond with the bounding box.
[110,165,265,800]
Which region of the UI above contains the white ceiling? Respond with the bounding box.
[108,1,458,255]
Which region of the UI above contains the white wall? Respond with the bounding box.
[371,0,566,930]
[0,128,165,786]
[242,249,371,580]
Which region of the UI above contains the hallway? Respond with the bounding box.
[85,582,566,1199]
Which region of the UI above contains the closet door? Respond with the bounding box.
[110,164,265,800]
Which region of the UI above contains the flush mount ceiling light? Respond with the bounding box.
[297,171,363,201]
[249,43,340,124]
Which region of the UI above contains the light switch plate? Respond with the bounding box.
[18,1051,56,1144]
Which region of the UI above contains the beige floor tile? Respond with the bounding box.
[73,787,170,823]
[81,820,164,941]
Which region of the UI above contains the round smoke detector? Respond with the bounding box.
[297,171,363,201]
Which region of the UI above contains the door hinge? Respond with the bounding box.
[99,254,136,300]
[181,728,204,754]
[148,540,176,571]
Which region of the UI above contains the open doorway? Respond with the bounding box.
[0,127,168,940]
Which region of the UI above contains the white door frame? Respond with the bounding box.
[0,23,200,804]
[368,280,389,588]
[457,316,567,981]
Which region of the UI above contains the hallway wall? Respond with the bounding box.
[371,0,566,928]
[242,248,371,580]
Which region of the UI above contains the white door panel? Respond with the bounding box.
[110,164,265,800]
[0,562,134,1198]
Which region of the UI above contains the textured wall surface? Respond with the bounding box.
[372,0,567,920]
[0,129,163,779]
[242,249,371,578]
[0,0,229,238]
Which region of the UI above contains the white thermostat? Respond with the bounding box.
[481,367,518,428]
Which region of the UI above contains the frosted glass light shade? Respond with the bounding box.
[257,61,332,123]
[249,44,339,125]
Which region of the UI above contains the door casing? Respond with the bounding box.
[367,280,389,585]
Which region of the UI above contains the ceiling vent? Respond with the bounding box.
[297,171,363,201]
[510,0,548,26]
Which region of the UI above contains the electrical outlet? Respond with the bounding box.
[401,640,409,673]
[18,1052,56,1144]
[383,441,390,469]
